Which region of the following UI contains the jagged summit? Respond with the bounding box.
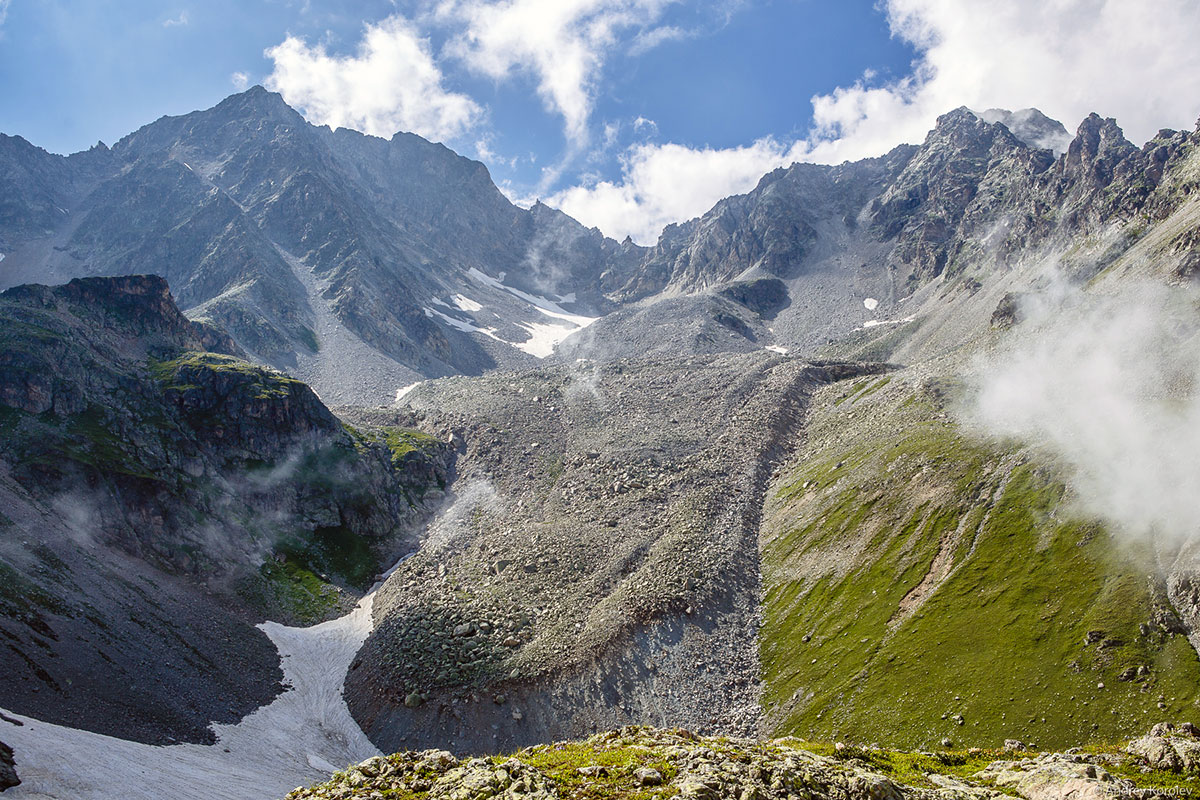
[974,107,1073,154]
[3,86,1200,800]
[1,89,1198,399]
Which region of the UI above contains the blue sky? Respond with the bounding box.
[0,2,913,155]
[2,0,1199,243]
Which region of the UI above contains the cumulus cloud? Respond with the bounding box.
[264,15,481,141]
[439,0,677,147]
[550,0,1200,244]
[805,0,1200,164]
[548,137,805,244]
[966,278,1200,547]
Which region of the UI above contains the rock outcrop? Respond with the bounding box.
[0,275,450,744]
[976,753,1147,800]
[284,725,1194,800]
[1126,723,1200,773]
[285,727,995,800]
[0,741,17,792]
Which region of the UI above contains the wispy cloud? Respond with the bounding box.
[231,71,250,91]
[628,24,688,55]
[163,10,190,28]
[264,14,481,141]
[0,0,10,29]
[966,277,1200,548]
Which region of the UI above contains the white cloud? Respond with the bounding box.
[548,0,1200,245]
[966,279,1200,547]
[632,115,657,133]
[439,0,677,147]
[0,0,11,28]
[163,10,189,28]
[628,24,688,56]
[231,71,250,91]
[264,15,481,141]
[805,0,1200,163]
[548,137,805,244]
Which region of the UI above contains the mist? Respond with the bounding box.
[964,278,1200,548]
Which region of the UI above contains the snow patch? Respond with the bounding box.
[513,321,579,358]
[863,298,879,311]
[1,591,382,799]
[424,306,504,343]
[860,315,916,330]
[393,383,422,402]
[467,268,597,329]
[0,253,7,263]
[416,268,600,359]
[765,345,789,355]
[451,294,483,312]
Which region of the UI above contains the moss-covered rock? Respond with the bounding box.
[283,726,1193,800]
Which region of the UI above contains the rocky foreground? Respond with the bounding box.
[284,724,1199,800]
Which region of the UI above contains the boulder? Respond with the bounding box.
[1126,726,1200,772]
[976,754,1136,800]
[0,741,18,791]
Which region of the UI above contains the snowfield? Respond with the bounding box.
[1,590,384,799]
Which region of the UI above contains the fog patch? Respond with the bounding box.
[422,479,505,555]
[964,277,1200,547]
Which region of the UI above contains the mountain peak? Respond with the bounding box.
[1065,112,1135,173]
[213,85,299,123]
[925,106,1023,154]
[973,107,1072,154]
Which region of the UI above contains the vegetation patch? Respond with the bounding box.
[243,558,343,625]
[278,524,380,592]
[150,351,304,400]
[761,376,1200,750]
[380,427,443,466]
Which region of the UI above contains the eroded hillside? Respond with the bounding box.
[344,355,889,753]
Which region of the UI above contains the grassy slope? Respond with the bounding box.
[760,374,1200,750]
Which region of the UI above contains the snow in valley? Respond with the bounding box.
[1,583,388,800]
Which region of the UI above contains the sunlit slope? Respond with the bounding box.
[760,373,1200,749]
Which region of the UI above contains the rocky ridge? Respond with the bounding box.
[4,91,1198,407]
[284,724,1200,800]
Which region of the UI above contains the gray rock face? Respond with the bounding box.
[0,88,644,402]
[976,753,1148,800]
[4,92,1199,399]
[718,277,790,317]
